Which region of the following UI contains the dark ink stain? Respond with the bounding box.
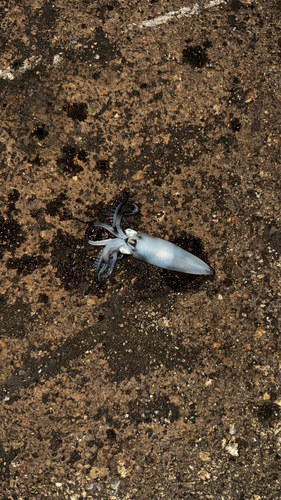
[57,145,88,176]
[0,297,34,339]
[0,442,22,481]
[51,229,98,294]
[103,324,202,383]
[154,91,163,102]
[1,329,95,398]
[263,225,281,257]
[1,307,203,396]
[31,153,41,166]
[6,254,49,276]
[0,216,26,259]
[230,0,243,11]
[45,192,68,217]
[32,125,49,139]
[10,59,22,70]
[50,432,63,454]
[38,293,49,304]
[96,159,109,172]
[8,189,20,203]
[182,41,211,68]
[29,208,52,231]
[68,26,121,66]
[37,2,59,31]
[68,448,81,465]
[6,189,20,216]
[106,428,117,441]
[218,134,236,153]
[230,117,241,132]
[63,102,88,122]
[228,80,248,108]
[255,402,280,425]
[269,233,281,255]
[227,14,246,30]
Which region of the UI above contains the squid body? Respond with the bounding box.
[86,194,214,284]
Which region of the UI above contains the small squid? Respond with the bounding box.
[86,193,214,284]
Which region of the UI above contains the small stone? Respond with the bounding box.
[226,442,239,457]
[229,424,236,435]
[199,451,211,462]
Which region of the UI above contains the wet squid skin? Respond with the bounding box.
[86,193,214,284]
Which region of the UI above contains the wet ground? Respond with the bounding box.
[1,0,281,498]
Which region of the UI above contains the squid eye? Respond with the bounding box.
[120,245,132,255]
[127,238,137,249]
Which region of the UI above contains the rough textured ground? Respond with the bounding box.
[1,0,281,498]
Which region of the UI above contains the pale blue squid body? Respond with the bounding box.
[129,233,213,275]
[86,194,213,284]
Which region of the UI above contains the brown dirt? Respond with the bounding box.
[1,0,281,498]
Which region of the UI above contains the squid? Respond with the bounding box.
[86,193,214,284]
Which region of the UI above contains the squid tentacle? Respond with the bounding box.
[105,194,138,235]
[94,251,106,283]
[105,193,129,227]
[103,251,119,279]
[96,262,109,284]
[94,251,120,284]
[87,236,115,246]
[93,238,126,284]
[114,203,139,233]
[86,222,119,244]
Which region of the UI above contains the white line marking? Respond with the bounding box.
[0,56,42,81]
[0,53,63,81]
[133,0,229,29]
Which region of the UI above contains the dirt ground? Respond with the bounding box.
[1,0,281,498]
